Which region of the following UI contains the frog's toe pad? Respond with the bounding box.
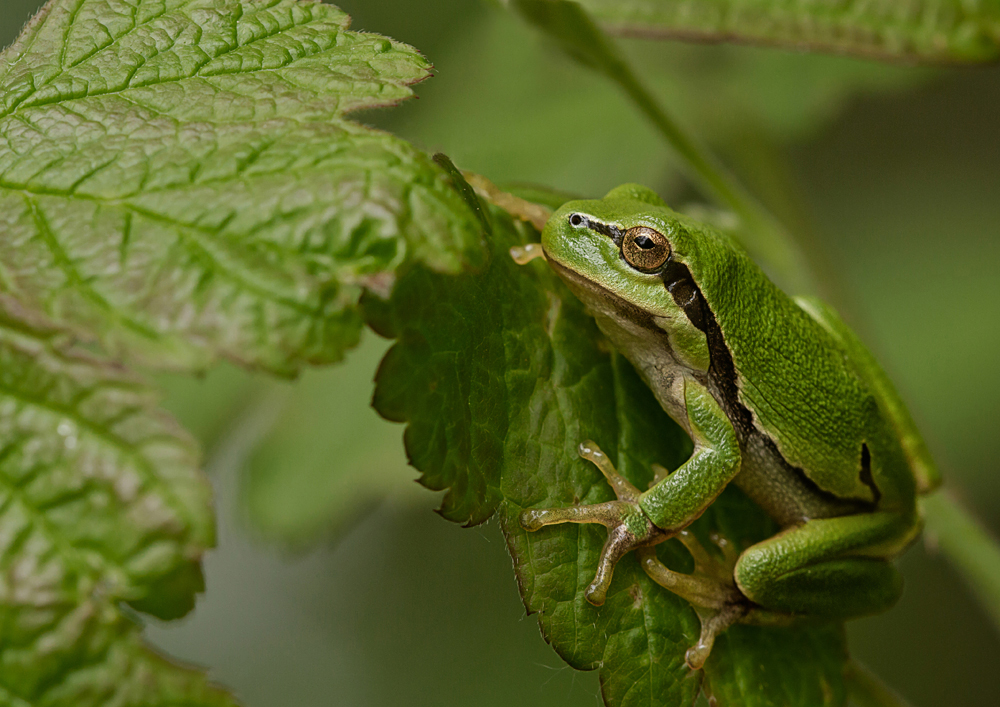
[685,603,749,670]
[519,509,550,532]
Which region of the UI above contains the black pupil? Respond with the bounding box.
[569,214,583,226]
[635,235,655,249]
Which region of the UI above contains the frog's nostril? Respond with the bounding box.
[569,213,585,227]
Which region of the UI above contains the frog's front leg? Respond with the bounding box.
[521,440,672,605]
[520,378,741,606]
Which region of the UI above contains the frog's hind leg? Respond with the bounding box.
[734,511,918,620]
[637,530,751,669]
[520,440,670,606]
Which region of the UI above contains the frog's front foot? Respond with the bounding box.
[520,441,670,606]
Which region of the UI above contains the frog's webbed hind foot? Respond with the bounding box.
[684,602,748,670]
[520,441,670,606]
[637,530,748,669]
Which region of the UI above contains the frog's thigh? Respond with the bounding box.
[734,512,911,620]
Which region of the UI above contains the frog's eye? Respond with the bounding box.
[568,213,586,227]
[622,226,670,272]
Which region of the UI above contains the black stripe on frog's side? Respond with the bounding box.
[660,260,749,436]
[660,260,877,512]
[859,443,881,505]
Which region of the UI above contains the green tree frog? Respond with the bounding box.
[518,184,940,669]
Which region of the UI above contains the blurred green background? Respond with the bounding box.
[3,1,998,705]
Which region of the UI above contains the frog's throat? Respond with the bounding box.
[546,257,664,330]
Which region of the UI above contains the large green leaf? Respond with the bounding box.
[571,0,1000,63]
[0,295,232,706]
[0,0,484,375]
[369,191,850,706]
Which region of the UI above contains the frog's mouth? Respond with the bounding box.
[545,257,664,334]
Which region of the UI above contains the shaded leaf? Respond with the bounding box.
[0,295,232,705]
[370,196,849,705]
[0,0,484,375]
[704,623,848,707]
[570,0,1000,64]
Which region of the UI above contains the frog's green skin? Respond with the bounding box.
[520,184,940,668]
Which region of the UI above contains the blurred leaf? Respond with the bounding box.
[241,334,415,543]
[0,295,232,705]
[386,7,674,195]
[571,0,1000,64]
[157,364,264,452]
[391,4,922,206]
[369,199,849,705]
[844,662,914,707]
[0,0,484,375]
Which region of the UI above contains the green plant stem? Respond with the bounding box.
[921,490,1000,631]
[509,0,817,295]
[844,662,913,707]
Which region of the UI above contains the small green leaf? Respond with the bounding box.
[0,0,484,375]
[568,0,1000,64]
[370,198,849,705]
[0,296,232,705]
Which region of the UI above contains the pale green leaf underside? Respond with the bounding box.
[0,296,230,706]
[0,0,483,374]
[574,0,1000,63]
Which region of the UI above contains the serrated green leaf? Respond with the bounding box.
[0,0,484,375]
[370,198,849,705]
[499,349,701,707]
[0,620,236,707]
[0,295,232,706]
[570,0,1000,64]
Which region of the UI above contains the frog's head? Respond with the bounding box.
[541,184,692,321]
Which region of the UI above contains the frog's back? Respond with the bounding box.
[675,221,922,510]
[794,295,941,496]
